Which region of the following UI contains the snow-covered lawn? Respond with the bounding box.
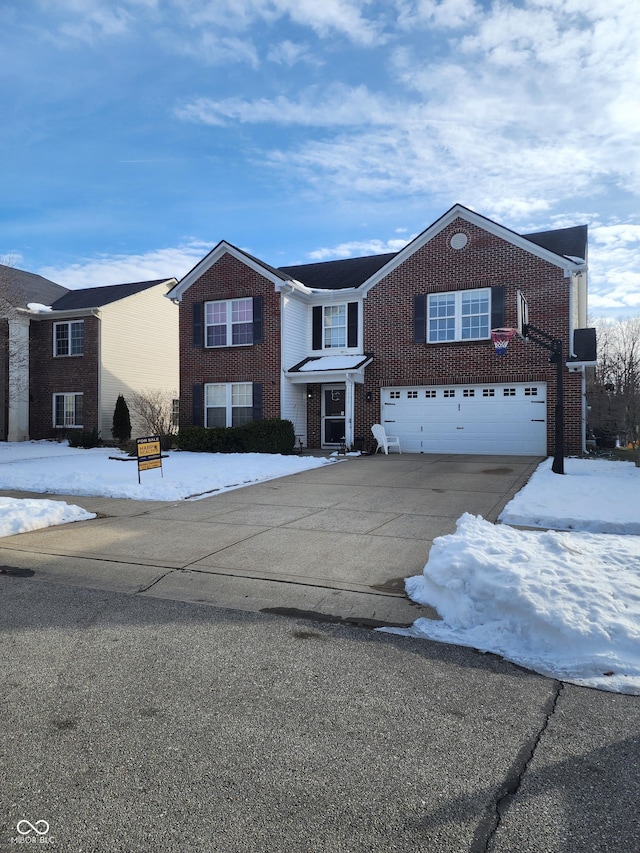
[383,458,640,695]
[0,440,334,535]
[1,443,639,694]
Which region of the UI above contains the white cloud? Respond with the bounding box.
[45,0,385,46]
[170,32,260,67]
[37,241,214,289]
[396,0,480,30]
[266,39,315,66]
[588,223,640,315]
[307,237,413,260]
[175,84,394,127]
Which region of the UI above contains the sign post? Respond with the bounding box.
[136,436,163,484]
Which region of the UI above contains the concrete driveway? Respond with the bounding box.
[0,453,539,627]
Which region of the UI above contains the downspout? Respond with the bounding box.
[344,373,355,450]
[96,310,102,438]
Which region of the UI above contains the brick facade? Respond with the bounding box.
[174,211,588,457]
[178,254,281,429]
[359,217,584,455]
[29,316,100,439]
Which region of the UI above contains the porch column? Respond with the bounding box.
[7,315,30,442]
[344,375,355,450]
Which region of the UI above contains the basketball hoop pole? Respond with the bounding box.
[522,323,564,474]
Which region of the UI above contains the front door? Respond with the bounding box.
[322,385,345,447]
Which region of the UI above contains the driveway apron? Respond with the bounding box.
[0,453,540,626]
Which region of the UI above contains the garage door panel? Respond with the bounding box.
[381,383,547,455]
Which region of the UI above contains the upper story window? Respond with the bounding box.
[427,288,490,343]
[54,320,84,356]
[205,298,253,347]
[312,302,359,352]
[323,305,346,349]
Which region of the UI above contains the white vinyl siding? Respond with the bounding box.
[281,293,308,446]
[99,283,179,440]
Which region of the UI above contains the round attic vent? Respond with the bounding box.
[450,232,468,250]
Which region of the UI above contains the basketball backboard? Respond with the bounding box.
[517,289,529,338]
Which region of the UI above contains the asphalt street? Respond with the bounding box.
[2,579,639,853]
[1,454,639,851]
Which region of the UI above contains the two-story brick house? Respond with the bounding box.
[168,204,596,456]
[5,277,179,442]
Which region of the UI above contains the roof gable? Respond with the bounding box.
[51,279,174,311]
[358,204,587,294]
[167,241,289,301]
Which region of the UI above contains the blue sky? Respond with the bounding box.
[2,0,639,318]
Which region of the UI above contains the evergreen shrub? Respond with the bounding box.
[177,419,295,454]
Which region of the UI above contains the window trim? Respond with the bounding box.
[323,304,347,350]
[53,320,84,357]
[204,382,253,428]
[204,297,254,348]
[312,301,360,352]
[53,392,84,428]
[426,288,491,344]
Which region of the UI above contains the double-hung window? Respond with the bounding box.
[205,383,253,428]
[323,305,347,349]
[312,302,358,351]
[54,320,84,356]
[205,298,253,347]
[53,393,83,428]
[427,288,490,342]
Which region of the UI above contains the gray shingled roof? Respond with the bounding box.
[0,264,68,308]
[277,223,587,292]
[51,279,170,311]
[522,224,588,261]
[279,253,397,290]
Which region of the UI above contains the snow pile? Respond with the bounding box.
[390,513,640,694]
[384,457,640,693]
[0,496,94,536]
[499,456,640,533]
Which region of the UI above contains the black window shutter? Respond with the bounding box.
[193,302,203,348]
[252,383,263,421]
[192,383,203,427]
[414,294,427,343]
[491,286,505,330]
[347,302,358,348]
[253,296,263,344]
[312,306,322,350]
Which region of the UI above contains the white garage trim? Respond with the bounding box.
[381,382,547,455]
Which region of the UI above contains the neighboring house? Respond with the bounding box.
[0,268,179,442]
[167,204,596,456]
[0,263,69,441]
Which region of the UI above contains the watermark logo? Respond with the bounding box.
[11,820,54,845]
[17,822,49,836]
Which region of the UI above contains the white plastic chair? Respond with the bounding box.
[371,423,402,454]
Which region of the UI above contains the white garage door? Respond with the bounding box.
[381,383,547,455]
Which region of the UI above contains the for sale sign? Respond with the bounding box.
[136,436,163,483]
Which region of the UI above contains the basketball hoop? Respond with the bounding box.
[491,327,516,356]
